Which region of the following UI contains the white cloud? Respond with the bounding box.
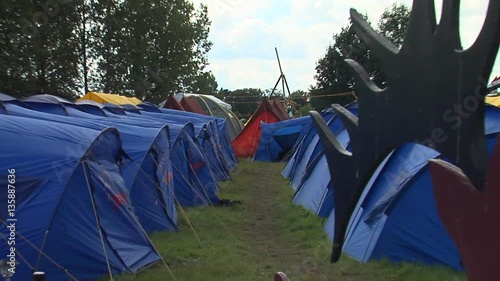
[195,0,499,90]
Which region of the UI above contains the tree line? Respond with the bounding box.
[0,1,410,111]
[0,0,216,103]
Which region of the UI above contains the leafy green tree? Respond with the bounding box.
[312,15,373,110]
[223,88,264,117]
[1,0,214,102]
[289,90,309,106]
[378,3,411,46]
[299,104,313,117]
[312,3,410,110]
[0,0,82,99]
[91,0,128,94]
[189,71,218,94]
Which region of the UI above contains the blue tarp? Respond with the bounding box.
[0,114,160,281]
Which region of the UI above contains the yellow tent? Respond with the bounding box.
[78,92,142,105]
[486,96,500,107]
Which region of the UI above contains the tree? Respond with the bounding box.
[378,3,411,46]
[188,71,218,94]
[222,88,264,117]
[1,0,214,102]
[0,0,82,99]
[312,3,410,110]
[312,14,374,110]
[289,90,309,106]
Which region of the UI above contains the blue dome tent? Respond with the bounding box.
[286,103,358,191]
[72,102,223,206]
[254,116,312,162]
[1,97,178,232]
[0,114,160,281]
[21,95,221,207]
[291,125,351,217]
[323,105,500,270]
[74,98,234,177]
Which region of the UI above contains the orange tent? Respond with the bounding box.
[180,96,206,115]
[164,96,185,110]
[231,98,288,158]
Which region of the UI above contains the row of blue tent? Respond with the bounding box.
[0,93,238,281]
[256,102,500,271]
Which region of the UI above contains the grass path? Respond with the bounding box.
[115,160,466,281]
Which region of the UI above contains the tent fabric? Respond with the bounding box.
[100,111,222,207]
[292,128,351,217]
[138,111,231,181]
[323,105,500,270]
[164,94,244,141]
[0,115,160,281]
[180,96,206,114]
[78,92,142,105]
[286,103,359,191]
[192,95,243,141]
[486,95,500,107]
[156,107,238,169]
[272,100,290,120]
[200,94,233,112]
[79,104,224,206]
[281,105,352,179]
[254,116,312,162]
[138,102,163,113]
[7,94,234,208]
[73,100,108,116]
[70,101,224,206]
[232,98,288,158]
[163,95,185,111]
[0,99,178,233]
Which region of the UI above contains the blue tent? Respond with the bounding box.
[254,116,312,162]
[74,105,223,206]
[286,103,359,191]
[85,99,234,171]
[281,103,358,181]
[1,97,178,231]
[137,111,231,181]
[158,108,238,168]
[291,126,350,217]
[324,105,500,270]
[0,114,160,281]
[20,95,221,207]
[73,98,235,176]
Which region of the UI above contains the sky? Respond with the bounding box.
[191,0,499,92]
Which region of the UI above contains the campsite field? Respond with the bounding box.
[115,160,466,281]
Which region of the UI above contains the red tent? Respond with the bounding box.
[180,96,206,115]
[232,98,288,158]
[163,96,185,111]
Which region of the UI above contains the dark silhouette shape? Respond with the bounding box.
[310,0,500,262]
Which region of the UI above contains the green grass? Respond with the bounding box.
[113,160,466,281]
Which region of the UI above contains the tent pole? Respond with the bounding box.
[82,162,115,281]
